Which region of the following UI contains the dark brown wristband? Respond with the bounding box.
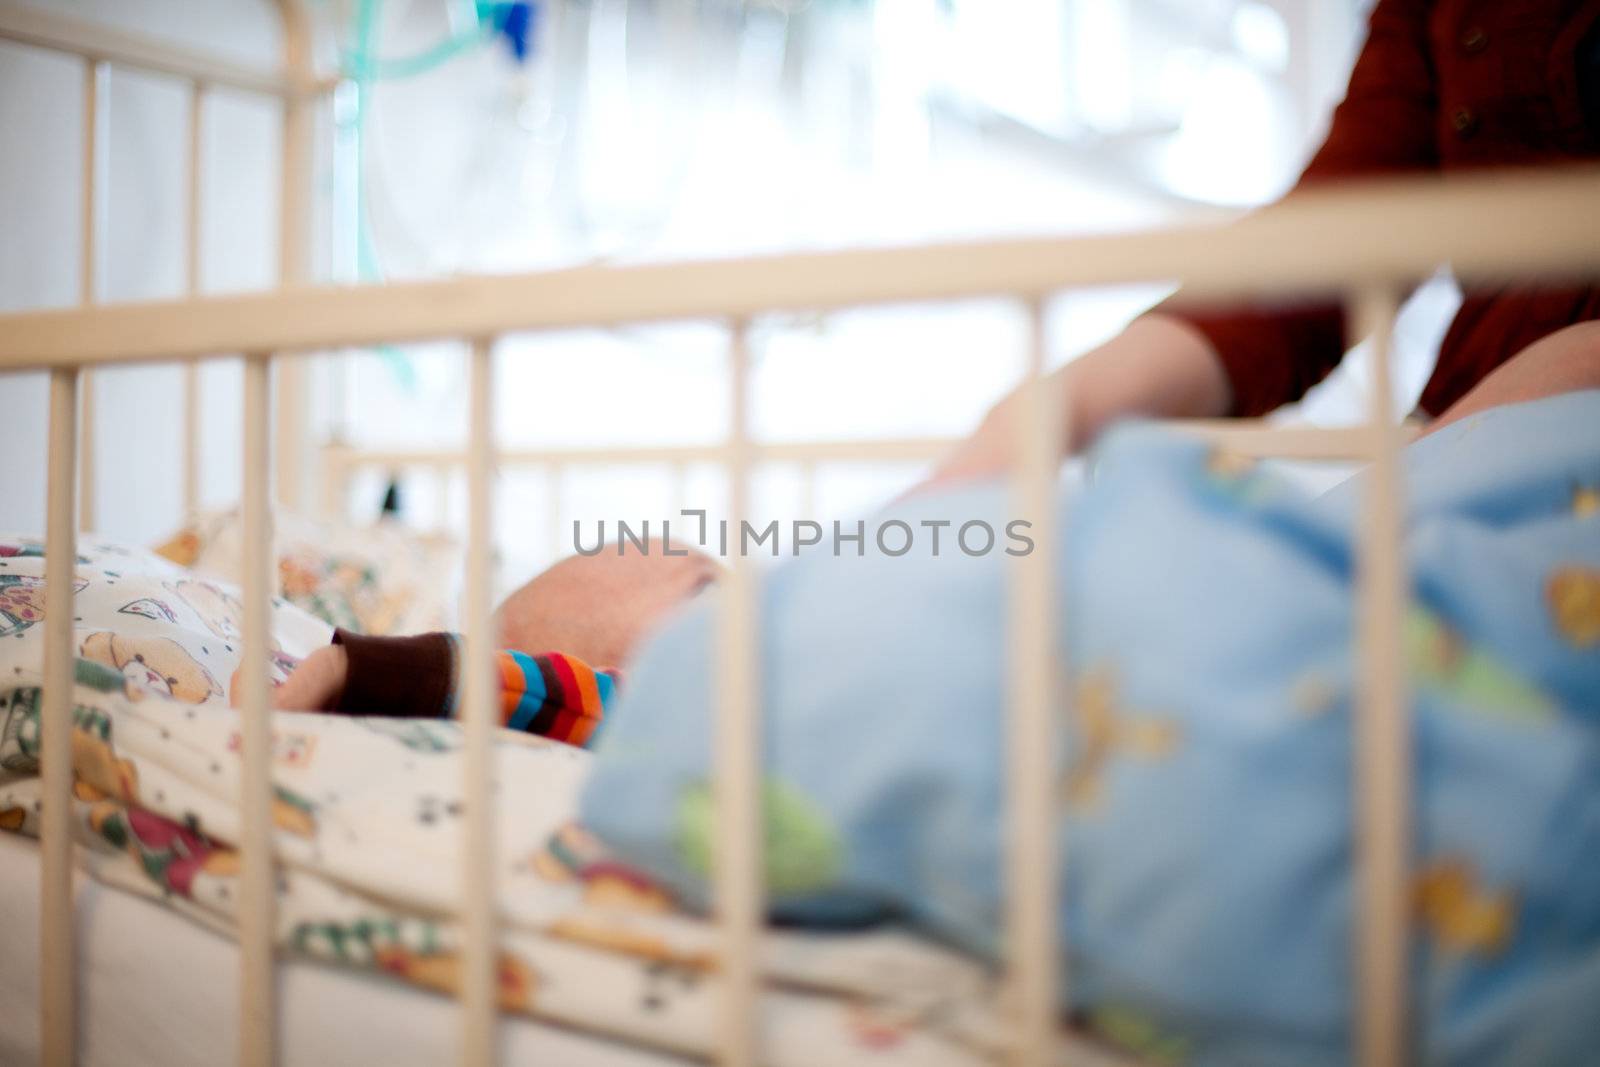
[331,629,456,718]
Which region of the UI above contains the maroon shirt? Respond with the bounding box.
[1163,0,1600,418]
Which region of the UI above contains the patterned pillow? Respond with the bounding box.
[155,509,459,636]
[0,535,331,708]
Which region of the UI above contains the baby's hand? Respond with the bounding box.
[272,644,348,711]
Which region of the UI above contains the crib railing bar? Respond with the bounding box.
[186,81,204,291]
[318,423,1404,477]
[1171,422,1419,460]
[40,367,80,1067]
[183,365,201,515]
[274,1,315,513]
[183,81,205,517]
[324,438,955,470]
[716,318,762,1067]
[77,58,106,535]
[5,164,1596,372]
[1350,285,1411,1067]
[79,372,97,534]
[274,361,306,511]
[0,1,307,98]
[460,336,500,1067]
[1006,298,1061,1065]
[76,55,102,358]
[238,352,277,1067]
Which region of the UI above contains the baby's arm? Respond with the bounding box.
[272,631,616,749]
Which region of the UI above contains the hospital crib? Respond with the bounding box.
[3,3,1599,1065]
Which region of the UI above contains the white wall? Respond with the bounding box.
[0,0,285,544]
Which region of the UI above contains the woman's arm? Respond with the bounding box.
[922,0,1438,490]
[1156,0,1438,417]
[1423,321,1600,435]
[926,313,1231,486]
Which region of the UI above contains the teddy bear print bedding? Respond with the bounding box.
[0,536,1024,1066]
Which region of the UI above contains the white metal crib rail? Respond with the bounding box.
[318,420,1418,540]
[0,4,319,1066]
[5,7,1600,1067]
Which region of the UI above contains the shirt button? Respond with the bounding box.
[1450,105,1479,137]
[1460,26,1488,54]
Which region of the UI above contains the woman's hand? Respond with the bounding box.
[272,644,348,711]
[923,388,1035,489]
[920,313,1232,493]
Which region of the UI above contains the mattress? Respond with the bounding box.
[0,832,686,1067]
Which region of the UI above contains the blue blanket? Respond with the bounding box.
[581,392,1600,1065]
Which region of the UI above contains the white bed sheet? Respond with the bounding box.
[0,832,689,1067]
